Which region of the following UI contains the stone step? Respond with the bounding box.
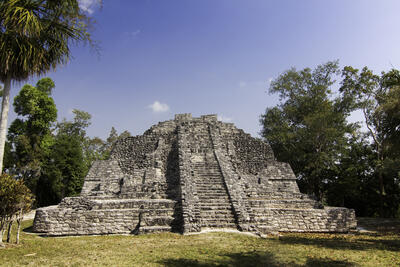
[195,174,221,177]
[200,222,237,229]
[201,221,237,227]
[197,194,228,198]
[194,175,222,179]
[195,178,223,181]
[200,214,234,221]
[140,226,172,234]
[197,198,230,202]
[200,207,234,213]
[196,187,225,192]
[94,200,176,210]
[197,194,227,198]
[200,214,236,220]
[196,187,226,191]
[195,181,224,185]
[142,216,174,226]
[195,172,221,174]
[195,177,223,180]
[199,205,232,212]
[196,189,226,193]
[198,201,230,206]
[195,182,226,185]
[198,205,232,210]
[250,200,319,209]
[196,183,225,187]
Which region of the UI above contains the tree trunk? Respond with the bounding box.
[0,221,4,247]
[379,170,384,217]
[16,209,23,245]
[6,220,13,243]
[377,150,385,218]
[0,77,12,173]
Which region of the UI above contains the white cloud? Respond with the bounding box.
[218,114,233,123]
[122,30,141,39]
[148,101,170,113]
[239,80,269,88]
[129,30,141,37]
[239,81,247,88]
[78,0,100,14]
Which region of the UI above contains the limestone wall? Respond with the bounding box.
[80,159,125,197]
[254,207,356,233]
[33,197,176,235]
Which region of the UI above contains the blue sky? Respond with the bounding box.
[7,0,400,139]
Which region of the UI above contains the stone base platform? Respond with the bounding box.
[254,207,356,233]
[33,197,177,236]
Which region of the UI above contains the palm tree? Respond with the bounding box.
[0,0,97,172]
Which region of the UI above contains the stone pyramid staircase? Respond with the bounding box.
[193,153,237,230]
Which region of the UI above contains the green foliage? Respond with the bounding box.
[340,67,400,217]
[0,174,33,214]
[0,0,95,82]
[38,134,87,206]
[0,174,33,245]
[6,78,57,195]
[262,61,400,217]
[57,109,91,140]
[57,109,99,171]
[325,136,377,216]
[13,84,57,134]
[35,109,92,206]
[0,0,99,175]
[261,61,357,200]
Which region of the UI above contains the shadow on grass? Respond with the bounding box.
[278,234,400,252]
[305,257,355,267]
[22,225,34,233]
[160,251,355,267]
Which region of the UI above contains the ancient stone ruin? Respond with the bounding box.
[33,114,356,235]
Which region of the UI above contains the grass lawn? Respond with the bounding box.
[0,219,399,266]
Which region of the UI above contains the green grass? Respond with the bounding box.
[0,220,399,266]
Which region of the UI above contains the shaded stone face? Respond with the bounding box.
[33,114,356,236]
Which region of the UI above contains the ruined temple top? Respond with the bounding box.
[174,113,218,122]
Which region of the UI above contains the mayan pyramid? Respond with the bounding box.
[33,114,356,235]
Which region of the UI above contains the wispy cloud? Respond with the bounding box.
[148,101,170,113]
[238,80,269,88]
[129,30,141,37]
[123,30,141,39]
[239,81,247,88]
[78,0,100,14]
[218,114,233,123]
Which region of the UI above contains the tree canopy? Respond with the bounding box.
[0,0,97,173]
[261,61,357,200]
[261,61,400,217]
